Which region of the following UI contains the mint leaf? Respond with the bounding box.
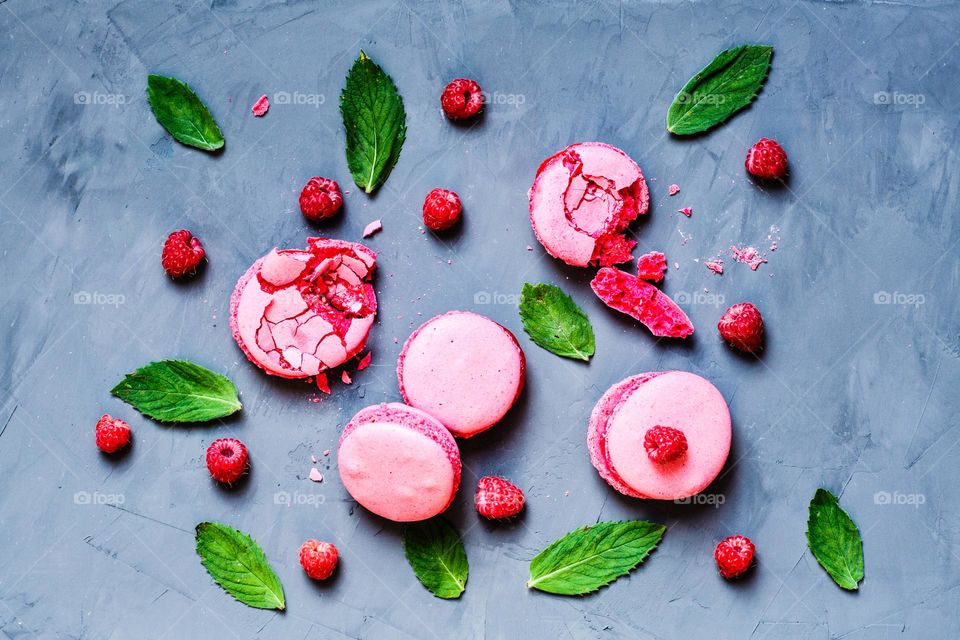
[340,50,406,194]
[519,283,595,361]
[667,45,773,135]
[806,488,864,590]
[111,360,242,423]
[528,520,665,595]
[195,522,285,610]
[403,518,468,599]
[146,74,224,151]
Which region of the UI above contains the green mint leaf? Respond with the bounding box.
[518,283,595,361]
[667,45,773,135]
[340,50,406,194]
[806,488,864,590]
[111,359,242,423]
[146,74,224,151]
[528,520,665,595]
[403,517,468,599]
[195,522,285,610]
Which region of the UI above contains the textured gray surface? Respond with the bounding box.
[1,1,959,638]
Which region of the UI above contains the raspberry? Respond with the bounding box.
[718,302,764,353]
[422,188,462,231]
[745,138,788,180]
[440,78,483,120]
[475,476,524,519]
[299,177,342,221]
[161,230,205,278]
[205,437,249,484]
[95,414,131,453]
[299,539,338,580]
[715,535,755,579]
[643,425,688,463]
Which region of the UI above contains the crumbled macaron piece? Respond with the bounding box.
[636,251,667,282]
[730,245,767,271]
[668,183,680,196]
[356,352,372,370]
[315,372,331,394]
[308,468,323,482]
[678,207,692,217]
[341,370,352,385]
[591,267,694,338]
[251,94,269,116]
[362,219,382,238]
[705,260,724,275]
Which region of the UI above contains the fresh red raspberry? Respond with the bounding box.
[161,230,205,278]
[745,138,788,180]
[299,177,343,221]
[643,426,687,463]
[440,78,483,120]
[422,188,462,231]
[299,539,338,580]
[718,302,764,353]
[715,535,755,579]
[95,414,131,453]
[205,437,249,484]
[475,476,525,519]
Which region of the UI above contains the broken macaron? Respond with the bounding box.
[591,266,694,338]
[529,142,649,267]
[338,403,461,522]
[230,237,377,378]
[398,311,525,438]
[588,371,731,500]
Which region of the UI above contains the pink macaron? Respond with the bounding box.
[588,371,731,500]
[230,237,377,378]
[338,403,461,522]
[529,142,649,267]
[397,311,525,438]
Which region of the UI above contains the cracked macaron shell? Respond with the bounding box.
[338,403,462,522]
[588,371,731,500]
[529,141,649,267]
[230,237,377,378]
[397,311,525,438]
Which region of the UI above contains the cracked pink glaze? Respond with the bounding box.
[230,238,377,378]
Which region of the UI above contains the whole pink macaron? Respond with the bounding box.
[230,237,377,378]
[397,311,525,438]
[529,142,649,267]
[588,371,731,500]
[338,403,461,522]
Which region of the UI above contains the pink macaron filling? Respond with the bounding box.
[398,311,525,438]
[529,142,649,267]
[230,238,377,378]
[339,403,461,522]
[589,371,731,500]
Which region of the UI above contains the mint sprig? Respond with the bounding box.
[806,488,864,590]
[146,74,224,151]
[195,522,285,610]
[518,283,595,361]
[528,520,665,595]
[403,518,468,599]
[111,359,242,423]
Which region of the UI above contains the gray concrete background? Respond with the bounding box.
[2,1,959,638]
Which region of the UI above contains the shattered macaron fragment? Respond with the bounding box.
[668,184,680,196]
[362,219,382,238]
[529,142,649,267]
[678,207,692,217]
[309,468,323,482]
[315,372,331,394]
[230,238,377,378]
[356,352,372,371]
[341,370,352,385]
[251,94,269,116]
[636,251,667,282]
[705,259,724,275]
[730,245,767,271]
[591,267,694,338]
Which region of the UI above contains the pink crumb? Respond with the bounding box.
[679,231,692,246]
[309,468,323,482]
[341,370,352,385]
[678,207,692,217]
[362,219,382,238]
[705,259,724,275]
[323,450,330,457]
[251,94,269,117]
[768,225,781,251]
[730,245,767,271]
[668,184,680,196]
[526,244,533,251]
[636,251,667,282]
[357,352,372,370]
[315,373,331,395]
[311,454,318,464]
